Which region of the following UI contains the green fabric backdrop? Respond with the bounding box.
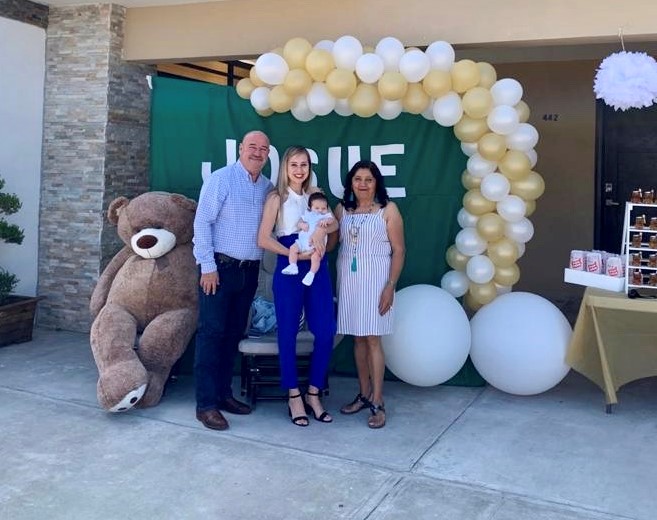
[151,76,484,386]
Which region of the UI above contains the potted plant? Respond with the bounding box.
[0,175,40,347]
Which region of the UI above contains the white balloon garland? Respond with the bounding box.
[236,35,544,309]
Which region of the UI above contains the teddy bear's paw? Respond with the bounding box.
[107,383,147,413]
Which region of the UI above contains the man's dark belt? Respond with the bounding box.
[215,252,259,268]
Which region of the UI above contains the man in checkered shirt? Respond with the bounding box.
[192,130,273,431]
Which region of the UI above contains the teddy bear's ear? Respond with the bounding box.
[107,196,130,225]
[170,193,198,213]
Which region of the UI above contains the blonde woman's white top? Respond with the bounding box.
[275,188,309,237]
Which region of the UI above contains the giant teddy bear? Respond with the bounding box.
[90,192,198,412]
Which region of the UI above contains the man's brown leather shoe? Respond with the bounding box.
[196,409,229,430]
[218,397,252,415]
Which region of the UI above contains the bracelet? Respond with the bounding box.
[386,280,396,288]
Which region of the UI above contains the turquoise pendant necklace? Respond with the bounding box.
[348,204,374,272]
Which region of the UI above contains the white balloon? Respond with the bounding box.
[461,141,479,157]
[399,49,431,82]
[525,149,538,168]
[290,97,315,122]
[441,270,470,297]
[334,98,353,117]
[377,99,403,120]
[254,53,289,85]
[466,154,497,178]
[457,207,479,228]
[314,40,334,52]
[382,285,471,386]
[421,100,435,120]
[490,78,523,106]
[249,86,271,111]
[425,40,455,71]
[496,194,527,222]
[480,172,511,202]
[306,82,335,116]
[355,53,385,84]
[506,123,539,152]
[455,227,487,256]
[466,255,495,284]
[505,217,534,243]
[487,105,520,135]
[332,35,363,71]
[470,292,571,395]
[433,92,463,127]
[375,36,405,72]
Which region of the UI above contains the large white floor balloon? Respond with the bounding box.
[470,292,572,395]
[382,284,471,386]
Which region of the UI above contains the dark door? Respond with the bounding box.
[596,100,657,253]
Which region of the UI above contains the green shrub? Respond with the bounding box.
[0,176,24,304]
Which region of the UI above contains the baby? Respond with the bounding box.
[282,192,334,286]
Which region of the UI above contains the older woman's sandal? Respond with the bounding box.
[340,393,371,415]
[367,403,386,429]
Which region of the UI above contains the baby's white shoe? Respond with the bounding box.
[302,272,315,286]
[282,264,298,275]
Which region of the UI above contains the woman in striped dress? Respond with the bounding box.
[335,160,405,429]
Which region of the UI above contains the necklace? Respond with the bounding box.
[348,203,375,272]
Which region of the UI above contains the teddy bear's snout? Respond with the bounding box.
[130,228,177,259]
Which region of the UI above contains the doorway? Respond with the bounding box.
[596,100,657,253]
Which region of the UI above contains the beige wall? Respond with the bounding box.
[493,60,597,302]
[124,0,657,62]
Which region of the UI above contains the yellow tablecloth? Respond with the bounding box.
[566,287,657,408]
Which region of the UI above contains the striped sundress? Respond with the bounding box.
[337,208,393,336]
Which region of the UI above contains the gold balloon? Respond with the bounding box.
[349,83,380,118]
[250,67,266,87]
[477,62,497,89]
[255,108,274,117]
[469,281,497,305]
[402,83,430,114]
[446,245,469,271]
[464,291,484,312]
[422,70,452,98]
[363,45,375,53]
[477,132,507,162]
[462,87,493,119]
[461,170,482,190]
[451,59,480,93]
[283,68,312,96]
[326,68,357,99]
[476,213,505,241]
[268,85,294,113]
[487,237,520,267]
[524,199,536,217]
[463,189,496,215]
[378,71,408,101]
[510,171,545,200]
[305,49,335,82]
[283,37,313,69]
[499,150,531,181]
[515,100,531,123]
[236,77,255,100]
[494,263,520,286]
[454,115,489,143]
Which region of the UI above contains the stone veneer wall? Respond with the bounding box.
[0,0,48,28]
[39,4,154,332]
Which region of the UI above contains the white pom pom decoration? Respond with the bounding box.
[594,51,657,111]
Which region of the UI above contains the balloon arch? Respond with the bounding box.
[236,36,545,310]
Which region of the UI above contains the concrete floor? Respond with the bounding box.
[1,329,655,520]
